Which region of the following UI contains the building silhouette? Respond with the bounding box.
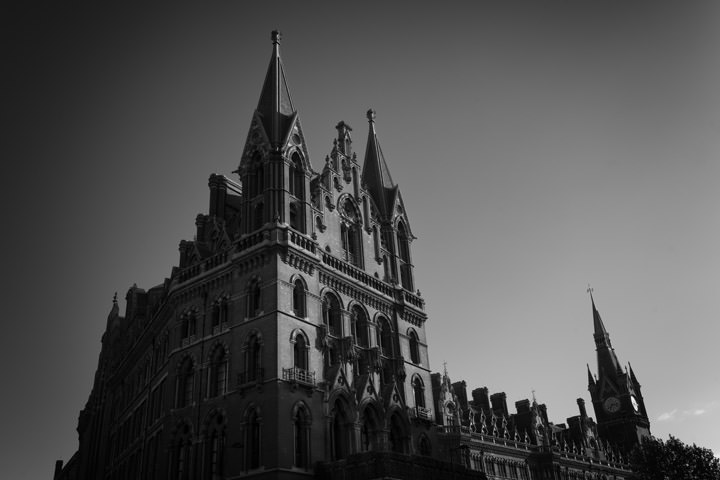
[54,31,650,480]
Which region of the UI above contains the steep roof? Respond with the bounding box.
[361,109,397,218]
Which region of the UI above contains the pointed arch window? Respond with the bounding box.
[293,403,311,468]
[360,405,381,452]
[172,424,192,480]
[176,358,194,408]
[208,347,228,398]
[377,317,393,356]
[408,329,421,364]
[292,279,306,317]
[413,375,426,409]
[322,293,342,337]
[289,153,305,200]
[341,199,363,267]
[247,280,262,317]
[351,305,369,348]
[293,332,308,371]
[388,413,408,454]
[246,408,261,470]
[397,222,413,290]
[245,333,262,383]
[255,164,264,198]
[331,399,352,460]
[180,312,196,343]
[203,414,225,480]
[253,202,264,231]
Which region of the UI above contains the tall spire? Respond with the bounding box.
[256,30,296,148]
[362,109,397,217]
[590,292,622,375]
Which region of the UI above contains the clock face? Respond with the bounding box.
[603,396,621,413]
[631,395,640,412]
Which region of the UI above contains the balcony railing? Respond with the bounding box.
[237,368,264,386]
[282,367,316,387]
[412,406,432,420]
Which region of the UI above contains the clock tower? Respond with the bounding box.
[587,293,651,453]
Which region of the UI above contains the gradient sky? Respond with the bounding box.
[3,2,719,478]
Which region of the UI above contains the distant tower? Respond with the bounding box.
[587,293,650,452]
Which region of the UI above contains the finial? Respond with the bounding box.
[112,292,117,305]
[531,389,537,403]
[271,30,282,45]
[586,284,594,297]
[367,108,376,122]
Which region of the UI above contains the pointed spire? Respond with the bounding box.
[628,362,641,386]
[256,30,296,148]
[362,109,397,217]
[588,290,623,377]
[587,364,595,386]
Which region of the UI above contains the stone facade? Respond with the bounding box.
[55,32,649,480]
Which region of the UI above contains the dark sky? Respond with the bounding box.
[3,2,719,478]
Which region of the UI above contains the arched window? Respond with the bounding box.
[412,375,425,409]
[292,279,306,317]
[255,165,264,197]
[177,358,194,407]
[418,434,431,456]
[245,334,262,382]
[331,398,351,460]
[408,329,420,364]
[388,412,408,454]
[397,222,413,290]
[248,280,262,317]
[360,405,381,452]
[293,332,308,371]
[180,312,196,342]
[322,293,342,336]
[172,424,192,480]
[293,403,311,468]
[289,153,305,200]
[341,199,363,267]
[289,202,301,232]
[351,305,369,348]
[246,408,261,469]
[253,202,264,231]
[208,347,227,398]
[377,317,393,356]
[203,414,225,480]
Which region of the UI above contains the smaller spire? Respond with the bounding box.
[362,109,396,217]
[112,292,118,305]
[587,364,595,386]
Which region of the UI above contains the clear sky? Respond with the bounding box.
[3,2,719,478]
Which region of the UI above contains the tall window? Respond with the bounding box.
[389,413,407,454]
[351,305,369,348]
[289,153,304,200]
[322,294,342,336]
[408,329,420,364]
[360,405,381,452]
[292,279,306,317]
[293,332,308,371]
[397,222,413,290]
[204,431,222,480]
[181,312,196,342]
[177,358,194,408]
[208,347,227,398]
[289,203,301,232]
[413,375,425,409]
[248,280,262,317]
[246,334,262,382]
[253,202,264,231]
[247,409,261,469]
[341,199,362,267]
[173,424,192,480]
[293,403,311,468]
[377,318,393,356]
[332,399,351,460]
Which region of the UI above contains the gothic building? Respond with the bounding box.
[54,32,649,480]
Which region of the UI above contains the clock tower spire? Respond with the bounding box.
[586,292,651,453]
